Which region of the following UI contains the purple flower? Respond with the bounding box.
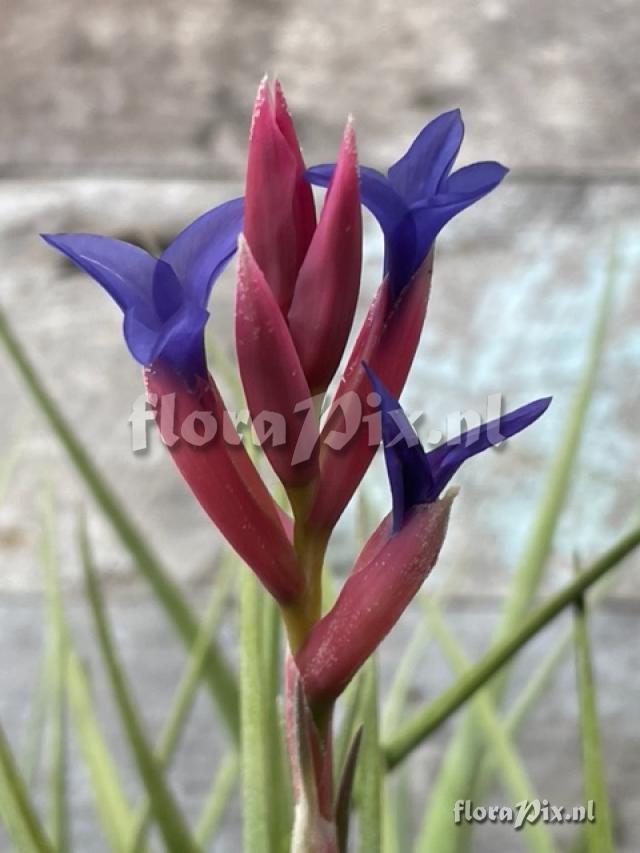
[42,198,243,383]
[306,110,507,303]
[364,365,551,533]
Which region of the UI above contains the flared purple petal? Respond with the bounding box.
[387,109,464,204]
[441,160,508,198]
[426,396,552,495]
[366,367,551,531]
[159,197,243,308]
[41,233,156,317]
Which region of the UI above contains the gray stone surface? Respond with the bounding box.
[2,0,640,177]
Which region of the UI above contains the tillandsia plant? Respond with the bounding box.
[43,78,551,851]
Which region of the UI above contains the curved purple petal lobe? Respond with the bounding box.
[388,109,464,203]
[159,197,243,308]
[43,199,244,383]
[427,396,552,496]
[366,367,551,531]
[41,233,156,314]
[439,161,509,199]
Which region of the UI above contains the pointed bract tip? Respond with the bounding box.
[250,77,274,138]
[341,117,358,158]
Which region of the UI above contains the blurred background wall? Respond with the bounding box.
[0,1,638,851]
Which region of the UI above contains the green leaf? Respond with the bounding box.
[334,672,365,788]
[412,249,617,853]
[66,653,136,853]
[19,652,48,789]
[336,726,363,853]
[194,752,239,847]
[0,308,239,740]
[383,517,640,769]
[240,570,272,853]
[0,723,54,853]
[381,623,427,740]
[37,491,134,853]
[356,658,383,853]
[39,491,70,853]
[573,583,615,853]
[0,428,23,506]
[474,564,628,802]
[125,556,237,852]
[261,591,291,853]
[79,522,200,853]
[416,598,556,853]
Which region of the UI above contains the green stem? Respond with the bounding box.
[383,520,640,769]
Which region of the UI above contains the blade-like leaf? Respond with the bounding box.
[475,563,629,800]
[413,247,616,853]
[356,658,382,853]
[79,522,200,853]
[19,653,48,788]
[381,623,427,740]
[416,598,556,853]
[336,726,363,853]
[383,517,640,768]
[240,570,272,853]
[40,491,70,853]
[0,308,239,739]
[125,556,236,852]
[66,654,135,853]
[194,752,239,847]
[573,584,614,853]
[334,672,365,788]
[261,590,291,853]
[0,722,54,853]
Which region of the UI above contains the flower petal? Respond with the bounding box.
[387,109,464,203]
[427,396,552,496]
[41,232,156,317]
[159,197,244,309]
[441,160,508,198]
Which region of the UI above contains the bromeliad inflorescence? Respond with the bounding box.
[43,78,549,853]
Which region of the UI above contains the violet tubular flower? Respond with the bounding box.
[365,365,552,532]
[306,109,507,536]
[307,109,508,303]
[43,199,243,384]
[42,200,304,606]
